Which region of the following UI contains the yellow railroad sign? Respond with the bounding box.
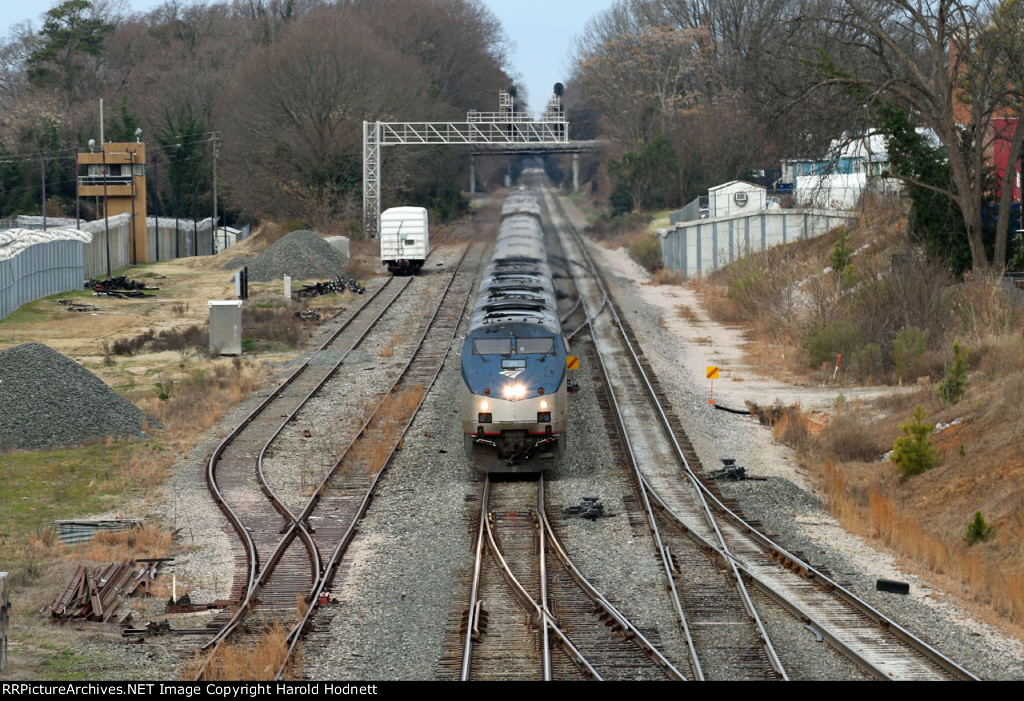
[566,356,580,371]
[706,366,720,380]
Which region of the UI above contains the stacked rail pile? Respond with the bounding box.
[46,560,161,623]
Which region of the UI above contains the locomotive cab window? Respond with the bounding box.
[517,338,555,354]
[473,338,513,355]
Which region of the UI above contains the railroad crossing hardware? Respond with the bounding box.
[57,299,99,312]
[46,560,163,622]
[712,458,747,481]
[563,497,605,520]
[567,356,581,394]
[85,275,159,298]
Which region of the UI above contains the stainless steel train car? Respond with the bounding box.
[461,187,569,472]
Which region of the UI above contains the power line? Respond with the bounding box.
[0,132,219,165]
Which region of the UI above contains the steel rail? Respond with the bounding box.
[543,190,704,680]
[549,188,978,681]
[638,472,892,679]
[274,242,484,679]
[480,479,602,680]
[538,477,552,680]
[537,477,687,681]
[197,278,409,679]
[460,478,490,681]
[202,226,456,608]
[202,275,399,644]
[547,187,787,679]
[198,233,466,679]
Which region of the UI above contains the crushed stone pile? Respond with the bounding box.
[232,230,349,282]
[0,343,150,452]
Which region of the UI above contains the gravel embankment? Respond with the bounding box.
[572,202,1024,680]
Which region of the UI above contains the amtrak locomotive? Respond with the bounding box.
[461,188,569,472]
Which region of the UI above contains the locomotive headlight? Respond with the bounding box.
[539,399,548,410]
[480,400,490,412]
[503,383,526,400]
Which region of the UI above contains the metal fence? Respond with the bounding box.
[1004,272,1024,305]
[13,215,218,277]
[658,208,853,277]
[0,237,85,320]
[670,196,709,225]
[0,216,220,321]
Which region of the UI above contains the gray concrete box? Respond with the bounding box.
[209,300,243,356]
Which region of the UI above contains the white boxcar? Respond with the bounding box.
[380,207,429,274]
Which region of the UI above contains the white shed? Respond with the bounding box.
[709,181,767,218]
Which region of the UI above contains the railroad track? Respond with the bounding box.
[274,239,488,676]
[543,185,979,681]
[449,474,683,681]
[194,236,476,679]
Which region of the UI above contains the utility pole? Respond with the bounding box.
[129,149,137,264]
[40,151,47,231]
[212,133,219,251]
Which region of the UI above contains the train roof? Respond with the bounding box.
[469,191,559,333]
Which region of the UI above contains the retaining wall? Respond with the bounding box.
[658,208,853,277]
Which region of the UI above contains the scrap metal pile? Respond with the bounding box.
[45,560,161,623]
[295,276,365,298]
[85,276,159,298]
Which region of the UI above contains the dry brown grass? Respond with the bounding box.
[651,268,686,285]
[76,524,175,562]
[823,461,1024,626]
[348,385,426,474]
[379,334,401,359]
[749,402,813,449]
[676,304,698,322]
[135,357,270,452]
[187,620,297,681]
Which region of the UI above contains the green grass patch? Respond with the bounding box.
[0,443,143,536]
[40,648,109,681]
[649,209,672,231]
[0,302,56,325]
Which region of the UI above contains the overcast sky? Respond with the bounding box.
[1,0,615,118]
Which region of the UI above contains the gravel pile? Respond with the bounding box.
[232,230,349,282]
[0,343,149,451]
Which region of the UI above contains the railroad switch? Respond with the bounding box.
[563,497,605,520]
[711,458,747,481]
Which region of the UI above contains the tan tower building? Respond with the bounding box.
[77,142,147,263]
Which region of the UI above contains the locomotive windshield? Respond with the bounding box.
[472,336,556,355]
[516,338,555,354]
[473,338,513,355]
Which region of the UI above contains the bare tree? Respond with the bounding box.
[220,7,440,224]
[804,0,1016,270]
[348,0,511,112]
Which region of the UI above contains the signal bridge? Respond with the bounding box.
[363,87,599,237]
